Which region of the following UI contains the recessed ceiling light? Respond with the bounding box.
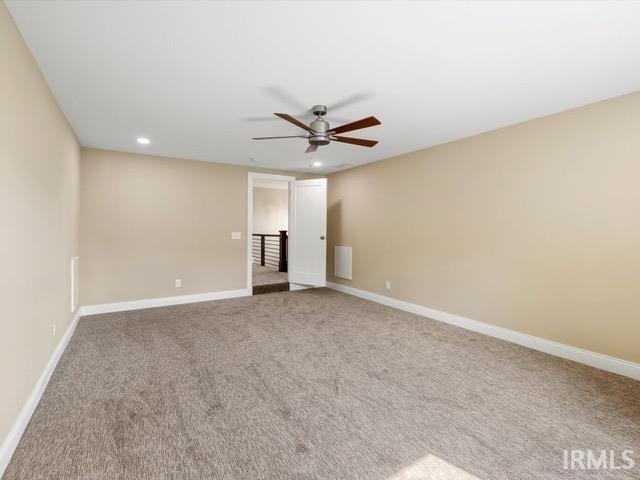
[136,137,150,145]
[312,161,322,167]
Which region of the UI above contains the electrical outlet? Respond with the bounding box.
[385,280,391,290]
[175,279,182,288]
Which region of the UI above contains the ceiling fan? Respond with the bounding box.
[252,105,381,153]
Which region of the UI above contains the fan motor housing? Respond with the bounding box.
[309,118,330,146]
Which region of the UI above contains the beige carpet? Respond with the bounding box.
[252,264,287,286]
[3,289,639,479]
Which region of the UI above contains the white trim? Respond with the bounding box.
[327,282,640,381]
[70,256,79,312]
[247,172,295,293]
[0,310,81,477]
[80,288,251,316]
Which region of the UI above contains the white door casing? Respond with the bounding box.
[247,172,296,292]
[288,178,327,287]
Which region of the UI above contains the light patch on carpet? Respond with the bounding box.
[387,454,481,480]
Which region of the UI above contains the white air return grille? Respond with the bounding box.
[334,246,352,280]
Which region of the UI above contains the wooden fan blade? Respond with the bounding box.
[305,144,318,153]
[330,116,380,135]
[252,135,307,140]
[332,136,378,147]
[274,113,314,133]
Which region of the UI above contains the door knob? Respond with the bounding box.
[320,235,326,240]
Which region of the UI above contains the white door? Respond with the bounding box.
[288,178,327,287]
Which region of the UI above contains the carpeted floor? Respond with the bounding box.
[3,289,639,479]
[252,264,287,286]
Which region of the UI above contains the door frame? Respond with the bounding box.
[247,172,296,293]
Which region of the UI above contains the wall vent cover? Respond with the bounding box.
[334,246,352,280]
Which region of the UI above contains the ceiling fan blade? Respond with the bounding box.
[305,144,318,153]
[274,113,314,133]
[331,136,378,147]
[252,135,307,140]
[330,116,381,135]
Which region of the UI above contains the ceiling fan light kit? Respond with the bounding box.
[252,104,380,153]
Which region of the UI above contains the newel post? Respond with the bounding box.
[279,230,288,272]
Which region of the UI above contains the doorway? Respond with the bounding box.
[250,175,291,294]
[247,172,327,295]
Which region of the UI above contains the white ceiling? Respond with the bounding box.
[7,1,640,173]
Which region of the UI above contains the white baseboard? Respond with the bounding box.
[81,288,251,316]
[327,282,640,381]
[0,309,81,477]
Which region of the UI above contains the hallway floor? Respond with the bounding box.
[252,264,287,286]
[252,264,289,295]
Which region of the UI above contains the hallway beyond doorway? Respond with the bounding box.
[252,264,289,295]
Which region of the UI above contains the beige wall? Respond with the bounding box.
[0,1,80,445]
[328,91,640,364]
[253,187,288,234]
[80,148,306,305]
